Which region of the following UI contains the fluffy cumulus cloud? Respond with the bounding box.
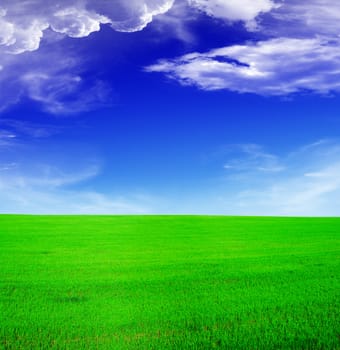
[147,37,340,95]
[0,7,47,54]
[188,0,276,25]
[0,0,278,56]
[89,0,175,32]
[0,5,105,55]
[0,0,177,55]
[0,1,157,57]
[0,0,179,112]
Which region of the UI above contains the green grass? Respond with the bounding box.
[0,215,339,349]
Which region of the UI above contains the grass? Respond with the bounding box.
[0,215,339,349]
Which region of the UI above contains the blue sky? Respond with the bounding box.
[1,0,340,215]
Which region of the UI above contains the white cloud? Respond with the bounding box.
[146,37,340,96]
[151,2,197,44]
[145,0,340,98]
[95,0,175,32]
[188,0,277,25]
[0,6,49,54]
[0,0,176,56]
[22,71,113,115]
[0,0,178,114]
[49,7,108,38]
[3,0,336,113]
[151,0,277,44]
[235,166,340,216]
[268,0,340,38]
[0,0,280,57]
[0,41,113,114]
[1,0,339,113]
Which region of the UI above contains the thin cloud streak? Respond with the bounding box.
[223,144,285,173]
[0,163,153,214]
[217,140,340,216]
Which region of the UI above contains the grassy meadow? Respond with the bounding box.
[0,215,339,349]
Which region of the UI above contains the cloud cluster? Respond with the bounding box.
[0,0,277,55]
[0,0,280,113]
[147,0,340,97]
[147,37,340,95]
[1,0,339,111]
[0,0,180,113]
[0,0,177,55]
[0,4,105,55]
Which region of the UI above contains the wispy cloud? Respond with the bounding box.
[217,140,340,216]
[1,138,340,215]
[0,162,16,171]
[0,162,152,214]
[223,144,285,173]
[0,41,114,114]
[0,129,17,149]
[22,71,113,115]
[0,129,150,214]
[266,0,340,38]
[0,119,63,138]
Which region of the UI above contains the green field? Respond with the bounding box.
[0,215,339,349]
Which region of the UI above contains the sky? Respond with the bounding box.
[1,0,340,215]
